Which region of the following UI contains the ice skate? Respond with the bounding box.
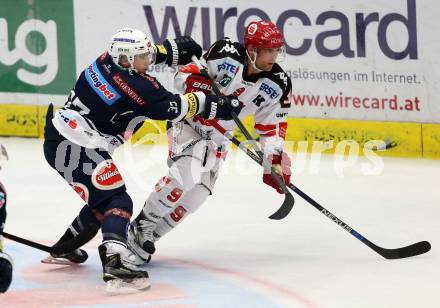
[41,228,88,265]
[127,211,158,263]
[98,242,150,294]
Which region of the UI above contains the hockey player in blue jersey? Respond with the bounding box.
[0,144,12,293]
[43,28,242,292]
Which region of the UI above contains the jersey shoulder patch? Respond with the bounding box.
[204,38,246,64]
[267,64,292,106]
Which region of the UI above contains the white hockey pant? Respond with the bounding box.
[141,123,223,240]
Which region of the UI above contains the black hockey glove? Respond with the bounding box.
[163,36,202,67]
[204,94,243,121]
[0,252,12,293]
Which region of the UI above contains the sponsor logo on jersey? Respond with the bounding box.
[59,110,78,130]
[70,182,89,203]
[92,160,124,190]
[219,76,232,87]
[260,83,280,99]
[112,73,146,105]
[276,112,289,118]
[68,119,77,129]
[219,44,241,56]
[217,62,238,73]
[85,61,121,105]
[141,74,160,89]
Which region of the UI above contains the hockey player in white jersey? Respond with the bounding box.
[127,20,293,262]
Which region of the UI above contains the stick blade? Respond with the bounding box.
[41,255,81,266]
[269,193,295,220]
[380,241,431,259]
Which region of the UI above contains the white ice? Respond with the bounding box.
[0,136,439,308]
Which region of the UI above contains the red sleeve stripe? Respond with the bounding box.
[254,123,276,131]
[259,131,277,137]
[254,122,288,139]
[279,122,287,139]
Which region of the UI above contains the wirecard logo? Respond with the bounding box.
[143,0,418,60]
[85,62,121,105]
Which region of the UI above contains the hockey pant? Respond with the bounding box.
[43,107,132,245]
[140,122,226,240]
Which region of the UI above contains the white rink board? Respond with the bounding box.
[73,0,440,123]
[1,0,440,123]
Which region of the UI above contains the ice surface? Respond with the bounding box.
[0,137,438,308]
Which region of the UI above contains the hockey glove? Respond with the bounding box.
[185,74,213,95]
[0,251,12,293]
[263,152,291,194]
[204,95,243,121]
[163,36,202,67]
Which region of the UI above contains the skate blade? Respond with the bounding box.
[41,255,80,266]
[106,277,150,295]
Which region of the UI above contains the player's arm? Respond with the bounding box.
[139,82,242,123]
[254,78,292,194]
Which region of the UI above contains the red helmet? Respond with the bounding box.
[244,20,284,49]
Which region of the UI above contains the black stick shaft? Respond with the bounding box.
[211,125,430,259]
[3,232,53,253]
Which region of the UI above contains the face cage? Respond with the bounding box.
[256,45,286,63]
[126,45,157,71]
[276,46,286,62]
[249,44,286,60]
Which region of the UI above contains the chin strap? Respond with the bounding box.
[246,49,263,73]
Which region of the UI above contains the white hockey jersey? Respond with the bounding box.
[174,38,292,157]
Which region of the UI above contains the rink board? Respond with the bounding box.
[0,104,439,158]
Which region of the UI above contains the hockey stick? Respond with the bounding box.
[3,225,99,255]
[3,232,53,253]
[191,56,295,220]
[286,185,431,259]
[208,124,431,259]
